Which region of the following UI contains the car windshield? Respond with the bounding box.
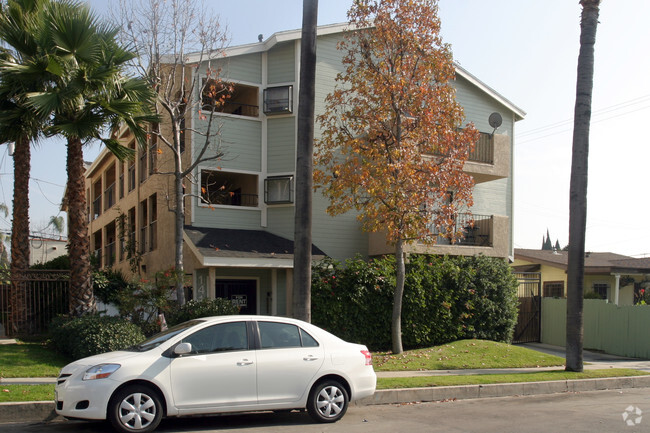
[127,320,205,352]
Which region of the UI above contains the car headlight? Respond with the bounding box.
[83,364,121,380]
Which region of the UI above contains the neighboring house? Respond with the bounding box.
[84,23,525,316]
[512,248,650,305]
[29,236,67,267]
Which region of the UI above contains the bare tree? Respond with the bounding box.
[116,0,230,304]
[566,0,601,372]
[292,0,318,322]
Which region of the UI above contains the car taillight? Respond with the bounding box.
[361,349,372,366]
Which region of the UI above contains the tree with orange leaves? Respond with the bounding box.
[315,0,479,353]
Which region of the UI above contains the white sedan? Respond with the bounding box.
[55,315,376,433]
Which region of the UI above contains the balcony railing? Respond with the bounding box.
[104,242,115,267]
[207,193,259,207]
[430,213,492,247]
[468,132,494,164]
[104,183,115,211]
[92,196,102,220]
[140,226,147,254]
[149,221,157,252]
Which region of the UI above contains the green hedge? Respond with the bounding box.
[312,255,519,351]
[50,315,145,359]
[166,298,240,326]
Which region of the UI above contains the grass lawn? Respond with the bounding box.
[0,342,69,378]
[0,384,54,402]
[377,368,650,389]
[373,339,566,371]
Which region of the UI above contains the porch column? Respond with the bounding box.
[614,273,620,305]
[208,267,216,299]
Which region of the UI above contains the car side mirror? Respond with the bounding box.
[174,342,192,356]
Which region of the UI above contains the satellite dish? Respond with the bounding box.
[488,112,502,129]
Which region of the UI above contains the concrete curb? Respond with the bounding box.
[3,376,650,424]
[354,375,650,406]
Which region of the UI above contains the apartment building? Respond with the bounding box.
[85,23,525,315]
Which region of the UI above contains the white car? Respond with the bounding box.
[55,315,376,433]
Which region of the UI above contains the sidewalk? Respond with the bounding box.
[2,343,650,424]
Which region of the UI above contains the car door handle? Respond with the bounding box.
[303,356,319,361]
[237,359,254,366]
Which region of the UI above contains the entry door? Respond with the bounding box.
[215,279,257,315]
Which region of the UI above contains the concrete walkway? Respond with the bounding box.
[2,342,650,424]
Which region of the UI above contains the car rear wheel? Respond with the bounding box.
[108,385,163,433]
[307,380,349,423]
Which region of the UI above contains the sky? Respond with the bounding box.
[1,0,649,257]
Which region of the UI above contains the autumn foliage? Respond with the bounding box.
[314,0,479,353]
[315,0,479,244]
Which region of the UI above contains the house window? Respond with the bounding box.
[264,175,293,204]
[149,194,157,252]
[149,123,159,175]
[200,169,258,207]
[202,79,259,117]
[593,283,609,300]
[263,85,293,115]
[543,281,564,298]
[139,199,148,254]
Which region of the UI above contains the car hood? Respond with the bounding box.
[61,350,143,374]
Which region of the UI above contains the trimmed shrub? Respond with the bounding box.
[312,254,519,351]
[166,298,240,326]
[93,269,134,305]
[50,315,145,359]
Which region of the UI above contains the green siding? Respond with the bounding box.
[193,206,261,230]
[454,75,515,136]
[267,117,295,173]
[215,53,263,84]
[195,117,262,172]
[268,42,295,84]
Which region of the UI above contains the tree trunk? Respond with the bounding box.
[292,0,318,322]
[174,169,186,305]
[67,137,95,317]
[9,135,30,335]
[392,239,405,354]
[566,0,600,372]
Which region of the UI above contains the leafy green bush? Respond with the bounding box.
[30,254,69,270]
[93,269,134,305]
[312,254,519,351]
[166,298,239,326]
[50,315,145,359]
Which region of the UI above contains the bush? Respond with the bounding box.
[166,298,240,326]
[30,254,69,270]
[312,254,519,351]
[50,315,145,359]
[93,269,134,305]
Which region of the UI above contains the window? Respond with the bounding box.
[263,85,293,114]
[200,169,258,207]
[259,322,302,349]
[593,283,609,300]
[181,322,248,354]
[300,328,319,347]
[264,175,293,204]
[139,199,148,254]
[139,148,147,183]
[149,123,159,175]
[543,281,564,298]
[202,79,259,117]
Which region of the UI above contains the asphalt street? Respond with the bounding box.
[3,388,649,433]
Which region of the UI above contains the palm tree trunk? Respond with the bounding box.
[67,137,95,317]
[566,0,600,372]
[292,0,318,322]
[9,135,30,335]
[392,238,405,354]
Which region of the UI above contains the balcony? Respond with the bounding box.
[104,183,115,211]
[92,196,102,220]
[463,132,510,183]
[200,170,259,208]
[368,214,510,258]
[105,242,115,267]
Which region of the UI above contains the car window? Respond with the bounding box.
[128,319,205,352]
[181,321,248,354]
[300,328,319,347]
[258,321,301,349]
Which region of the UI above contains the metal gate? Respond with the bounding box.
[513,272,541,344]
[0,269,70,337]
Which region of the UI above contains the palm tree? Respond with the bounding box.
[0,0,51,334]
[25,1,156,317]
[292,0,318,322]
[566,0,601,372]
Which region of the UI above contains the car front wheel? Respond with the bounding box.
[108,385,163,433]
[307,380,349,423]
